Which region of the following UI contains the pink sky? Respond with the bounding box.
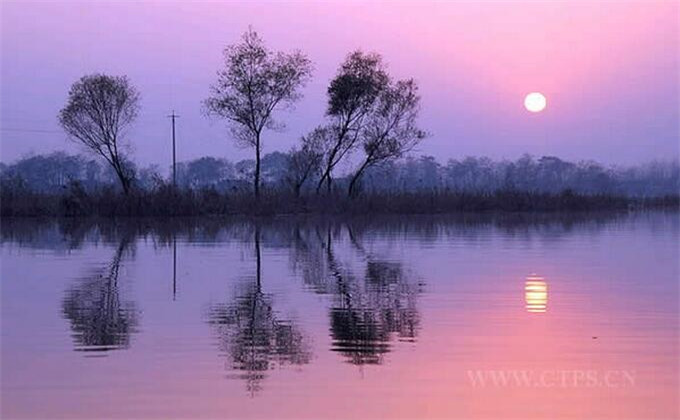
[1,1,677,169]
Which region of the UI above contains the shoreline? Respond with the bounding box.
[1,196,677,219]
[2,189,678,218]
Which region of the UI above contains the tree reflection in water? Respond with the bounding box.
[208,228,312,395]
[62,236,139,354]
[292,223,421,365]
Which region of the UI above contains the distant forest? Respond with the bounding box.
[1,151,678,198]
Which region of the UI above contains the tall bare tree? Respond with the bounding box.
[58,74,139,195]
[348,79,426,196]
[316,51,389,194]
[204,28,313,198]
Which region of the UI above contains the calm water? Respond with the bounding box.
[1,213,678,419]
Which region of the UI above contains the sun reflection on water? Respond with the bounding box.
[525,274,548,313]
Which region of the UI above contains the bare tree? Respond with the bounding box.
[316,51,389,194]
[204,28,313,198]
[286,128,325,196]
[348,79,426,196]
[58,74,139,194]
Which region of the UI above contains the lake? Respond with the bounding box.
[1,213,678,419]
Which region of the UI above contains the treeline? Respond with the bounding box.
[1,151,677,216]
[2,151,679,196]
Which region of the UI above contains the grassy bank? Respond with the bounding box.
[1,185,677,217]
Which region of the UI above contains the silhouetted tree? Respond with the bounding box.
[348,79,426,196]
[316,51,389,194]
[204,28,313,198]
[287,129,324,196]
[58,74,139,194]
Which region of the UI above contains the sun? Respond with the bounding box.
[524,92,547,113]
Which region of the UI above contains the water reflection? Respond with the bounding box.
[2,213,677,418]
[61,236,139,354]
[172,235,177,300]
[208,228,312,395]
[525,274,548,313]
[1,212,633,252]
[329,260,420,365]
[292,224,421,365]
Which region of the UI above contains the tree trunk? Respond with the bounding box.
[316,169,334,195]
[254,134,261,198]
[348,159,370,198]
[316,168,328,194]
[112,160,130,195]
[120,176,130,195]
[316,127,346,195]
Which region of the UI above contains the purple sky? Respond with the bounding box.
[1,1,678,170]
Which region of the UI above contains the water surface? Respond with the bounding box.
[1,213,678,419]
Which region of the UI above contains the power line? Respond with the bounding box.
[0,128,63,134]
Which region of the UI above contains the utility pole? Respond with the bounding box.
[168,111,180,186]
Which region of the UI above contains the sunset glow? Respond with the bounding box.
[0,1,676,165]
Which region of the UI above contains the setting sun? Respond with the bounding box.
[524,92,547,113]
